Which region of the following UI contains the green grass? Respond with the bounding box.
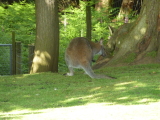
[0,64,160,120]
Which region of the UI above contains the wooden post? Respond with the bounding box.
[86,4,92,40]
[12,31,16,75]
[28,44,35,73]
[16,41,21,74]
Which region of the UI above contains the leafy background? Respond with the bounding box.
[0,1,122,74]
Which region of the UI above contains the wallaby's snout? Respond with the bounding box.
[98,37,106,57]
[101,46,106,57]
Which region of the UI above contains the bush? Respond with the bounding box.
[0,2,35,44]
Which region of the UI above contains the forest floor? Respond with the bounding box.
[0,64,160,120]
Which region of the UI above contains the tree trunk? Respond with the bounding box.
[30,0,59,73]
[94,0,160,69]
[86,4,92,40]
[95,0,112,11]
[117,0,135,21]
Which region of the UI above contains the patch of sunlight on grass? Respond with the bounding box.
[90,87,101,92]
[138,98,157,103]
[1,102,160,120]
[135,82,147,87]
[115,81,136,86]
[115,81,147,88]
[23,95,31,98]
[15,73,42,79]
[115,86,126,90]
[117,96,129,100]
[60,93,103,104]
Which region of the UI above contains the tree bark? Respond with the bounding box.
[94,0,160,68]
[95,0,112,11]
[86,4,92,40]
[30,0,59,73]
[117,0,135,21]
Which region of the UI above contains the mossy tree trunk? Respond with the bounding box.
[102,0,160,67]
[30,0,59,73]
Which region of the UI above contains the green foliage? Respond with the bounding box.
[59,2,87,70]
[0,2,35,74]
[60,2,86,39]
[0,1,122,73]
[145,51,157,58]
[124,53,136,63]
[92,8,110,40]
[59,1,113,70]
[0,2,35,44]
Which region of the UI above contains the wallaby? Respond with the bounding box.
[65,37,114,79]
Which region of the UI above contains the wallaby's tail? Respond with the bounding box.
[93,74,116,79]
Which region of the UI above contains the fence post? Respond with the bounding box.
[28,44,35,73]
[86,5,91,40]
[12,31,16,75]
[16,41,21,74]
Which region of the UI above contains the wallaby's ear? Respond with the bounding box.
[99,37,103,45]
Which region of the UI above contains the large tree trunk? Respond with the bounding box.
[117,0,135,22]
[86,4,92,40]
[94,0,160,69]
[30,0,59,73]
[95,0,112,11]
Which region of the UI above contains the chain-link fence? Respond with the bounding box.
[0,30,35,76]
[21,43,35,74]
[0,44,12,75]
[0,42,35,76]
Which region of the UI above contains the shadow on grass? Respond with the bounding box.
[0,64,160,113]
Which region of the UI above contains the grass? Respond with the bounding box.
[0,64,160,120]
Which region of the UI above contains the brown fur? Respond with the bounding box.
[65,37,114,79]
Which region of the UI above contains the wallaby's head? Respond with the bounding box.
[96,38,106,57]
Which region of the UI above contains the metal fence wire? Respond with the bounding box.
[0,44,12,75]
[0,43,34,75]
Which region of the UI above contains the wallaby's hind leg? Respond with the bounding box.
[82,65,114,79]
[66,66,74,76]
[82,65,100,79]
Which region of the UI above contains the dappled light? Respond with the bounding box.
[140,27,147,34]
[115,81,136,86]
[30,50,52,73]
[33,50,51,65]
[134,27,147,40]
[1,0,160,119]
[1,64,160,120]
